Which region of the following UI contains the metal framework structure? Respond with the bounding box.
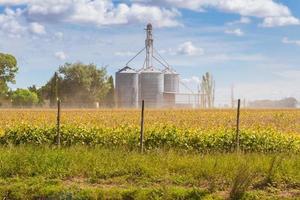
[145,23,154,69]
[116,23,200,108]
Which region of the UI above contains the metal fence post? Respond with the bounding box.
[140,100,145,153]
[57,99,61,147]
[236,99,241,153]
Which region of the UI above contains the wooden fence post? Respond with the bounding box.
[57,99,61,147]
[140,100,145,153]
[236,99,241,153]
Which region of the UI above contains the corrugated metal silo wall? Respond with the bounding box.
[139,72,164,108]
[163,73,179,107]
[164,73,179,93]
[115,72,139,108]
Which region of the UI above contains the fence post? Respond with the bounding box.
[236,99,241,153]
[140,100,145,153]
[57,99,61,147]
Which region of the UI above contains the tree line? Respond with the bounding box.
[0,53,115,108]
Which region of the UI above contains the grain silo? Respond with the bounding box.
[163,68,179,93]
[115,23,194,108]
[115,66,139,108]
[139,67,164,108]
[163,68,179,107]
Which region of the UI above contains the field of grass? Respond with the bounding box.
[0,109,299,199]
[0,146,299,199]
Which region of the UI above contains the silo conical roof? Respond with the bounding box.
[140,66,161,73]
[117,66,137,73]
[162,67,178,74]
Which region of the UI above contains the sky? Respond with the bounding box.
[0,0,300,106]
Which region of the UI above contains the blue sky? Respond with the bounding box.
[0,0,299,105]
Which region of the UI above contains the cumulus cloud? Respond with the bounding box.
[262,16,300,27]
[0,0,31,5]
[0,0,181,39]
[282,37,300,46]
[0,8,26,37]
[0,7,46,37]
[134,0,299,27]
[1,0,298,28]
[29,22,46,35]
[137,0,290,17]
[225,28,244,36]
[20,0,180,28]
[176,41,204,56]
[54,51,67,60]
[227,17,251,25]
[160,41,204,56]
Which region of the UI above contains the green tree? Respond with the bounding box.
[41,63,110,106]
[40,72,62,107]
[104,76,115,107]
[12,89,39,107]
[28,85,44,105]
[200,72,215,108]
[0,53,18,97]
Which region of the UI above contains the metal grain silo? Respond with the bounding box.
[115,66,139,108]
[139,67,164,108]
[163,68,179,107]
[163,68,179,93]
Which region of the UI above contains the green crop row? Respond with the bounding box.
[0,124,299,153]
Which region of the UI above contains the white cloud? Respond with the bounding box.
[182,76,200,84]
[29,22,46,35]
[0,0,31,5]
[176,41,204,56]
[54,51,67,60]
[123,4,181,28]
[0,8,26,37]
[0,0,181,29]
[227,17,251,25]
[54,31,63,39]
[262,16,300,27]
[238,17,251,24]
[135,0,299,27]
[23,0,180,28]
[0,7,46,37]
[2,0,298,28]
[114,51,136,57]
[141,0,290,17]
[225,28,244,36]
[282,37,300,46]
